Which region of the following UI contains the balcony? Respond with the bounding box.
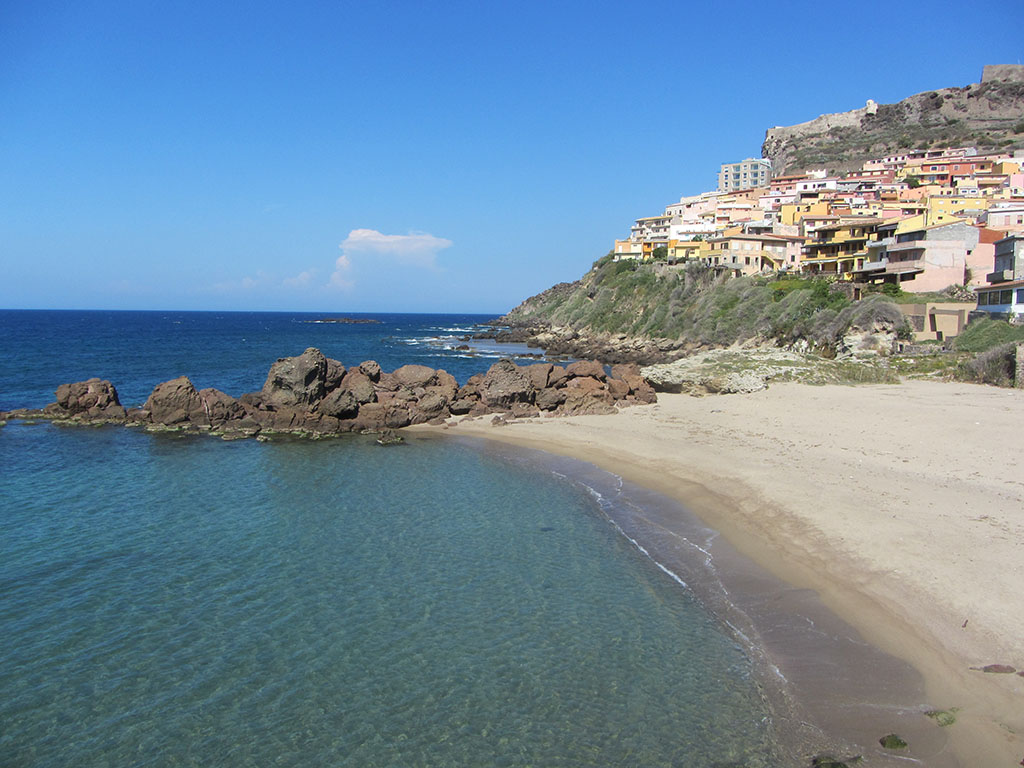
[888,240,926,253]
[986,269,1015,283]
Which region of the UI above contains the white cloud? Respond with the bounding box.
[282,269,316,289]
[327,229,452,290]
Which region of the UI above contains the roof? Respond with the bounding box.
[975,278,1024,291]
[708,233,799,244]
[812,218,884,233]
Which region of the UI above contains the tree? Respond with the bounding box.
[652,246,668,261]
[905,175,921,189]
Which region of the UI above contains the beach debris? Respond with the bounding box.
[878,733,908,750]
[924,707,959,727]
[971,663,1017,674]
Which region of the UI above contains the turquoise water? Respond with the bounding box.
[0,311,778,766]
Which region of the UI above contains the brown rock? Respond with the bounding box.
[547,365,569,388]
[55,378,121,415]
[261,348,328,408]
[566,360,606,381]
[525,363,553,390]
[535,387,566,411]
[449,397,477,415]
[144,376,202,424]
[384,403,412,429]
[319,388,359,418]
[433,370,458,400]
[350,402,385,431]
[374,372,400,392]
[481,360,534,408]
[607,378,631,399]
[340,370,376,404]
[560,392,617,416]
[413,390,449,419]
[394,364,437,389]
[325,359,346,392]
[510,402,540,419]
[610,363,642,380]
[358,360,382,382]
[198,388,245,425]
[566,376,606,394]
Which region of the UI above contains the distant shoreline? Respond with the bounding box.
[424,381,1024,767]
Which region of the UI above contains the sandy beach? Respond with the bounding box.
[434,380,1024,767]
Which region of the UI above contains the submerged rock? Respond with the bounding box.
[879,733,907,750]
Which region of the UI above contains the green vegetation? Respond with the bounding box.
[925,708,959,727]
[879,734,908,750]
[507,259,1023,389]
[953,317,1024,353]
[864,283,974,304]
[506,260,914,353]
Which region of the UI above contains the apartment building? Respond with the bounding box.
[718,158,771,192]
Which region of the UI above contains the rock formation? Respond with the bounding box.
[763,66,1024,176]
[25,347,657,439]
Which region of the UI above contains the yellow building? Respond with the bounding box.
[927,196,986,223]
[801,219,882,279]
[780,201,830,227]
[668,239,712,263]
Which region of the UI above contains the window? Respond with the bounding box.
[1017,288,1024,305]
[1001,290,1013,304]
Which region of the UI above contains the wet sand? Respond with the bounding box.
[427,380,1024,767]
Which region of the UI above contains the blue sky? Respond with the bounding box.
[2,1,1021,313]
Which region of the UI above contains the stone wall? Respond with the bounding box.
[982,64,1024,84]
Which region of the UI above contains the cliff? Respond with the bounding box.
[493,257,907,364]
[763,65,1024,176]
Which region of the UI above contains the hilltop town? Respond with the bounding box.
[611,65,1024,340]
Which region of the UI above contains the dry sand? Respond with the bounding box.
[433,380,1024,767]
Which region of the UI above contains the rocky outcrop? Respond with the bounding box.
[476,324,685,366]
[46,378,126,420]
[763,66,1024,175]
[28,348,658,439]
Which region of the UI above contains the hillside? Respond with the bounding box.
[763,65,1024,175]
[496,256,907,363]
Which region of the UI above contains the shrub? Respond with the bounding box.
[954,318,1024,353]
[957,343,1017,386]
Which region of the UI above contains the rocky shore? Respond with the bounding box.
[474,323,687,365]
[0,347,656,439]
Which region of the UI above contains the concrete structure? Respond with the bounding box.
[630,214,671,244]
[705,232,803,275]
[854,220,977,292]
[985,204,1024,233]
[718,158,771,193]
[898,303,976,341]
[975,235,1024,318]
[982,64,1024,83]
[801,219,881,279]
[613,239,644,261]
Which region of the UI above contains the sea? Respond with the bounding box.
[0,310,780,767]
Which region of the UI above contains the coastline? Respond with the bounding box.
[421,380,1024,767]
